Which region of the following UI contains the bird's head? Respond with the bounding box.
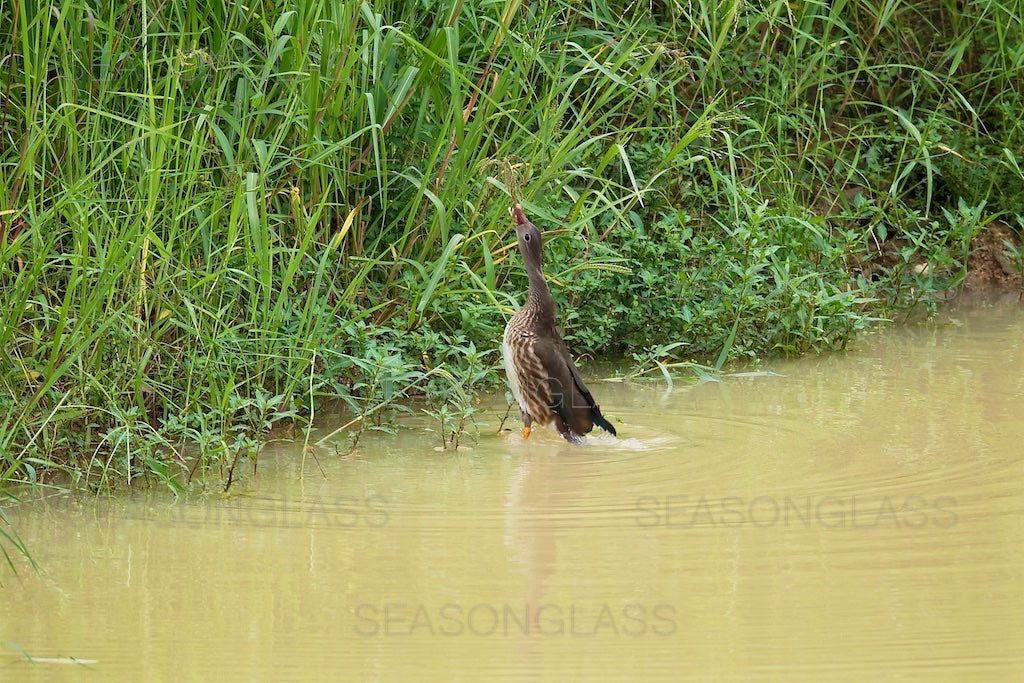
[510,204,543,265]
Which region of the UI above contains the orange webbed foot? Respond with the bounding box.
[522,426,532,440]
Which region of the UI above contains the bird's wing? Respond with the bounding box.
[533,336,599,435]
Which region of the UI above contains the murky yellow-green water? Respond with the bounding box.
[3,300,1024,681]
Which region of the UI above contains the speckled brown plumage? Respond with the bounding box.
[502,204,616,443]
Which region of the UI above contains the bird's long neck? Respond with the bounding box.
[523,252,557,324]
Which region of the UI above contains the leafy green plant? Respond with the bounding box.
[421,341,494,450]
[1,0,1021,512]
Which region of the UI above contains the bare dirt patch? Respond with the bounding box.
[963,221,1022,293]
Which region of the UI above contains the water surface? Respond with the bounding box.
[3,299,1023,680]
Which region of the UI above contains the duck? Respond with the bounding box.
[502,204,617,443]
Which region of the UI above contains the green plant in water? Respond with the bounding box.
[0,504,38,578]
[421,342,494,450]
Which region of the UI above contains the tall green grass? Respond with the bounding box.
[1,0,1021,502]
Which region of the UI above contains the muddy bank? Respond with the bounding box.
[963,221,1022,293]
[856,220,1022,297]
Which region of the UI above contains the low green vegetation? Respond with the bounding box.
[1,0,1022,501]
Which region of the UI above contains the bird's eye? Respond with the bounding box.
[524,233,531,241]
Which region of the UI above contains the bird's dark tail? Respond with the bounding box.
[593,411,617,436]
